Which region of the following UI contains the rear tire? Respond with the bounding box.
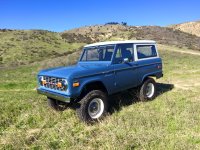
[47,98,67,111]
[76,90,108,124]
[138,78,157,101]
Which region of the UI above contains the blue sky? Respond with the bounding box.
[0,0,200,32]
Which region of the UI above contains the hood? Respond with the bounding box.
[38,61,111,79]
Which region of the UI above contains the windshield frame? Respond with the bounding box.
[79,44,116,62]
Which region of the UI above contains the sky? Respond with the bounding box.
[0,0,200,32]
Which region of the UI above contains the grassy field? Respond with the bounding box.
[0,46,200,149]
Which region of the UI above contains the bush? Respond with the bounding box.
[121,22,127,26]
[105,22,119,25]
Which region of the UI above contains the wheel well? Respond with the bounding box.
[79,81,108,99]
[142,76,155,83]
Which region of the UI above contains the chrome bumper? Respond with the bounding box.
[37,88,71,103]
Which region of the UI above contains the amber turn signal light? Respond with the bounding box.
[73,82,80,87]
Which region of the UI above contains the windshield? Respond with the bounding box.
[81,45,115,61]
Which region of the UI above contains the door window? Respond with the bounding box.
[114,44,133,64]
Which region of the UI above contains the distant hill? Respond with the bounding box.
[1,22,200,67]
[132,26,200,50]
[61,24,129,43]
[61,24,200,50]
[169,21,200,37]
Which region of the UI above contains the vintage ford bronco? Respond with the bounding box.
[37,40,163,123]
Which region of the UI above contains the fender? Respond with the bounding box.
[141,70,163,84]
[75,77,109,97]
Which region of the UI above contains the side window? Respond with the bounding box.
[114,44,133,64]
[136,45,157,59]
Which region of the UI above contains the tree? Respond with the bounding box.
[121,22,127,26]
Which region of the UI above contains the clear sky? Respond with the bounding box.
[1,0,200,32]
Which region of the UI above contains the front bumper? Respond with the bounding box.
[37,88,71,103]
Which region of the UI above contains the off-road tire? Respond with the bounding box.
[76,90,108,124]
[138,78,157,101]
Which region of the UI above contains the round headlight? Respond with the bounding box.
[62,79,68,86]
[61,79,68,90]
[39,76,44,85]
[39,76,44,82]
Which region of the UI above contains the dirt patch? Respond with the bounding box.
[0,139,8,145]
[171,49,200,56]
[27,128,41,136]
[161,47,200,56]
[173,79,200,90]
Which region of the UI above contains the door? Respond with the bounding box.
[113,44,138,92]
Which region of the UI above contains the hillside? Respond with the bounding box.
[62,24,200,51]
[170,21,200,37]
[1,23,200,68]
[0,29,84,67]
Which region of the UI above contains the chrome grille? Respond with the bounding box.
[43,76,66,91]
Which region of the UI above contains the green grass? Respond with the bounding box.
[0,48,200,149]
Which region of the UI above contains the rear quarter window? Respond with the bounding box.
[136,45,157,59]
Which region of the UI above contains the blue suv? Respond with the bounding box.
[37,40,163,123]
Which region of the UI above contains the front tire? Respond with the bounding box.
[76,90,108,124]
[138,78,157,101]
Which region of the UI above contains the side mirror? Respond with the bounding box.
[123,58,129,63]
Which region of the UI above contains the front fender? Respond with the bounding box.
[70,76,107,97]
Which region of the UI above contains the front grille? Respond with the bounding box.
[42,76,66,91]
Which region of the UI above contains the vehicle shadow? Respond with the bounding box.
[68,83,174,114]
[108,83,174,114]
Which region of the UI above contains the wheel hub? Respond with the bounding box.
[89,102,99,113]
[146,83,155,98]
[88,98,104,119]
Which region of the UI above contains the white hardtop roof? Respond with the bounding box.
[84,40,156,47]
